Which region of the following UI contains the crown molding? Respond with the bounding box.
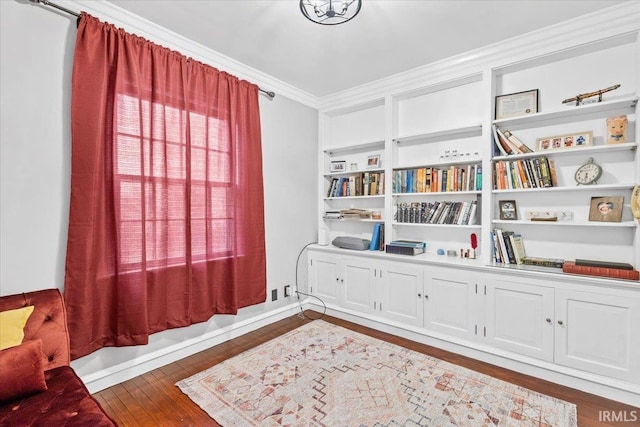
[318,1,640,112]
[64,0,320,109]
[50,1,640,113]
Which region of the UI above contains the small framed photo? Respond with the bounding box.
[589,196,624,222]
[367,154,381,169]
[536,131,592,151]
[495,89,539,120]
[606,115,628,144]
[330,160,346,173]
[499,200,518,220]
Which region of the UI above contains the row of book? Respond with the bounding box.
[395,200,478,225]
[492,156,557,190]
[392,164,482,194]
[490,228,527,264]
[326,172,385,197]
[492,125,534,156]
[491,230,639,281]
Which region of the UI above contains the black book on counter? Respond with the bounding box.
[385,244,425,256]
[575,259,634,270]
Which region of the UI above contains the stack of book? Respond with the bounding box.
[385,240,425,256]
[563,259,639,281]
[323,210,342,220]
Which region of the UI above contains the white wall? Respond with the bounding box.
[0,0,317,389]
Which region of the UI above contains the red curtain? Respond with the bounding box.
[65,13,266,359]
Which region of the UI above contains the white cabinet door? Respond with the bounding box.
[555,289,640,382]
[423,266,478,340]
[377,262,423,326]
[341,257,375,313]
[309,253,340,305]
[484,278,554,362]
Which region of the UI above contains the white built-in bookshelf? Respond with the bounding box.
[317,27,640,271]
[310,4,640,406]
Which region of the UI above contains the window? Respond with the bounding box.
[115,94,235,270]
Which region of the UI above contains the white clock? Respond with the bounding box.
[574,157,602,185]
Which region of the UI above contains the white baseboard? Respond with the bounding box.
[82,297,640,408]
[81,302,302,394]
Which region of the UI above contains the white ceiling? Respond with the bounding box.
[107,0,624,98]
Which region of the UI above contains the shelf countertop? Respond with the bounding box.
[307,244,640,290]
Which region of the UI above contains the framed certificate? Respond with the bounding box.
[495,89,539,120]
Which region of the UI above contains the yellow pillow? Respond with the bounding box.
[0,306,35,350]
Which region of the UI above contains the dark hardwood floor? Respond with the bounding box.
[93,311,639,426]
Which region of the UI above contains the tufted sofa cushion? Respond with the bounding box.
[0,289,70,370]
[0,365,115,426]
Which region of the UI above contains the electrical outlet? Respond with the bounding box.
[284,285,291,297]
[271,289,278,301]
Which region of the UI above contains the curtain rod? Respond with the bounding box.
[27,0,276,100]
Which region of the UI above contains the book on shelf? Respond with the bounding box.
[385,245,425,256]
[369,223,384,251]
[388,240,426,248]
[508,233,526,264]
[575,259,634,270]
[492,124,513,156]
[323,210,342,219]
[503,130,534,153]
[492,157,554,190]
[395,200,478,225]
[492,126,534,155]
[563,261,639,281]
[501,231,518,264]
[327,172,384,197]
[548,158,558,187]
[490,230,502,263]
[385,240,426,256]
[493,229,513,264]
[497,128,520,154]
[521,256,565,268]
[363,172,370,196]
[341,208,371,220]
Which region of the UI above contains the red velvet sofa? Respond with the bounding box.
[0,289,116,426]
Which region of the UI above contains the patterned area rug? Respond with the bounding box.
[176,320,576,426]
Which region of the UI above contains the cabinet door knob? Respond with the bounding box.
[418,293,422,298]
[546,318,552,323]
[336,278,339,281]
[557,320,564,325]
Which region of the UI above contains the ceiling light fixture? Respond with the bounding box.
[300,0,362,25]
